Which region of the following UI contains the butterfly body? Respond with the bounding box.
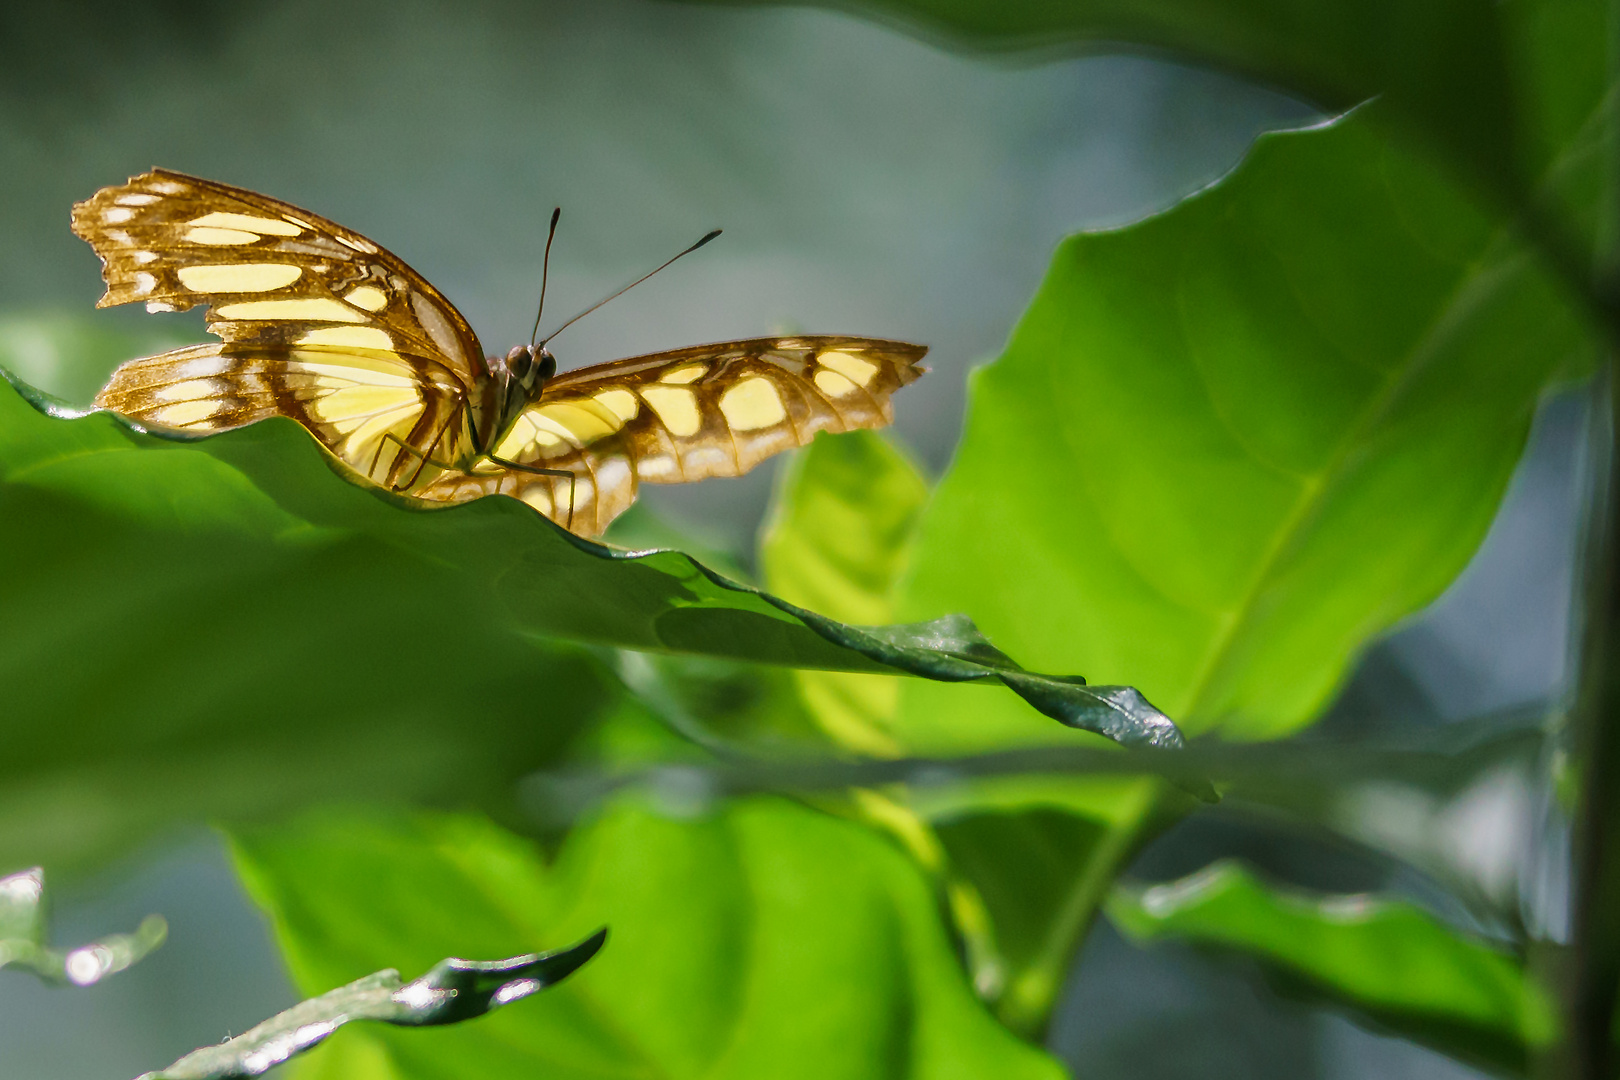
[74,169,926,536]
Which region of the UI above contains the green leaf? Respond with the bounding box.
[884,102,1600,1036]
[135,933,603,1079]
[1106,861,1559,1076]
[898,105,1599,751]
[760,429,929,754]
[0,865,166,985]
[763,430,929,629]
[1500,0,1619,267]
[228,799,1066,1080]
[753,429,1198,1030]
[931,807,1114,1018]
[0,370,619,870]
[0,345,1181,873]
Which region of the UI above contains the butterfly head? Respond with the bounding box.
[502,344,557,401]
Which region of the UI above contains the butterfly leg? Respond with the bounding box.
[489,455,578,531]
[380,431,456,489]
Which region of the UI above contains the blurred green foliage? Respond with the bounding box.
[231,798,1065,1080]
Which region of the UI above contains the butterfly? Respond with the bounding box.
[73,169,927,537]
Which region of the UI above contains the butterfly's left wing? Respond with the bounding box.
[75,168,487,488]
[93,341,471,491]
[418,336,927,536]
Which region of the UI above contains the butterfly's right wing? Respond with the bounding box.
[418,336,927,536]
[94,342,470,489]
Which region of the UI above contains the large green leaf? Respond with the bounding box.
[0,383,618,872]
[760,429,929,754]
[0,322,1194,869]
[1107,861,1559,1076]
[898,106,1598,752]
[883,102,1599,1036]
[228,799,1066,1080]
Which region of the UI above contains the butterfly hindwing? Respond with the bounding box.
[92,342,469,489]
[72,168,486,380]
[417,336,927,536]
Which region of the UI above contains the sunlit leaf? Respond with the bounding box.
[761,429,928,755]
[898,105,1599,751]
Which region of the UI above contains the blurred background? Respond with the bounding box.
[0,1,1575,1077]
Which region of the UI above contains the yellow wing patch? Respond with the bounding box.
[639,385,702,437]
[176,264,303,292]
[718,377,786,430]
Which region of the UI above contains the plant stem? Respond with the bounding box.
[1569,363,1620,1080]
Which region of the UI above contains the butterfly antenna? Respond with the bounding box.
[540,228,722,347]
[529,207,562,348]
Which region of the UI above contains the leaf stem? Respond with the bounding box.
[993,779,1173,1038]
[1563,11,1620,1071]
[1567,363,1620,1080]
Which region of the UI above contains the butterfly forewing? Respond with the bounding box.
[417,336,927,536]
[72,168,486,379]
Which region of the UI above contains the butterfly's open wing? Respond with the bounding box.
[76,169,485,488]
[418,336,927,536]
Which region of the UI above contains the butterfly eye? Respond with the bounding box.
[505,344,532,380]
[536,348,557,382]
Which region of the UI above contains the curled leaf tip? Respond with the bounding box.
[1,865,167,986]
[135,928,607,1079]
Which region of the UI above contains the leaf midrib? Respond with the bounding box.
[1173,101,1610,725]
